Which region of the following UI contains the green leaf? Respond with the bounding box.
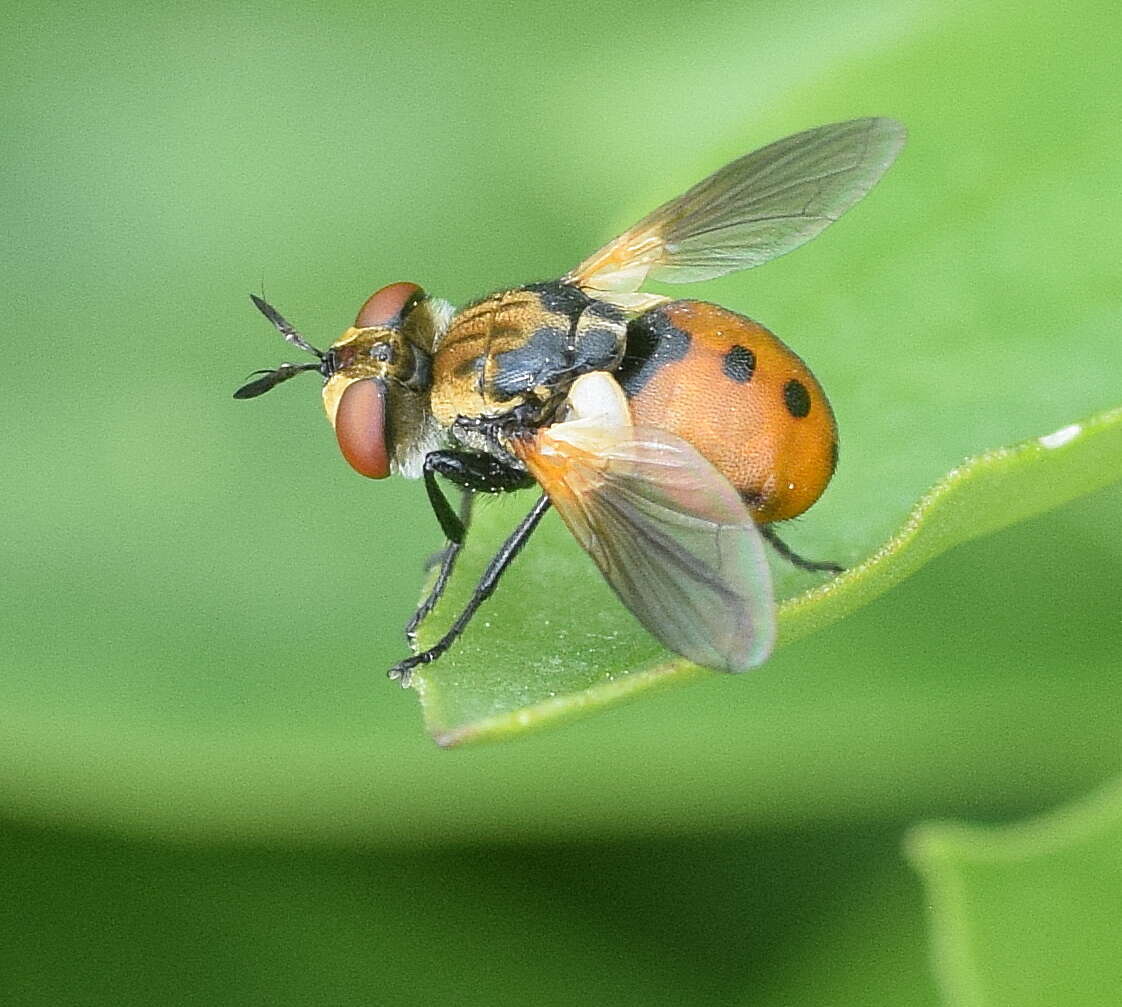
[413,406,1122,745]
[908,778,1122,1007]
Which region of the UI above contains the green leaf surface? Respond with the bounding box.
[415,407,1122,745]
[908,778,1122,1007]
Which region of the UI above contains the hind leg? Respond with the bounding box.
[760,524,843,574]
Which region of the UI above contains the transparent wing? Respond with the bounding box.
[517,422,776,672]
[565,117,906,294]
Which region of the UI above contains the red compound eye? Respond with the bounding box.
[334,379,390,479]
[354,282,423,328]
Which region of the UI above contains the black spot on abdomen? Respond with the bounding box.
[722,344,756,383]
[783,378,811,418]
[616,309,691,397]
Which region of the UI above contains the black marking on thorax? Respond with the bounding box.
[453,354,485,380]
[486,282,623,403]
[490,324,571,400]
[522,280,593,316]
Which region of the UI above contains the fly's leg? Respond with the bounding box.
[760,524,844,574]
[404,450,535,649]
[405,491,474,644]
[390,494,552,687]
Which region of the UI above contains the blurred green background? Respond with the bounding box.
[3,1,1120,1003]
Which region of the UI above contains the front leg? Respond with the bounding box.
[405,490,473,644]
[406,450,535,645]
[426,449,536,495]
[391,495,553,687]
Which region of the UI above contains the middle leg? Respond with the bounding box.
[405,449,535,644]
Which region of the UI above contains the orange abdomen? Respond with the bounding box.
[617,300,837,523]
